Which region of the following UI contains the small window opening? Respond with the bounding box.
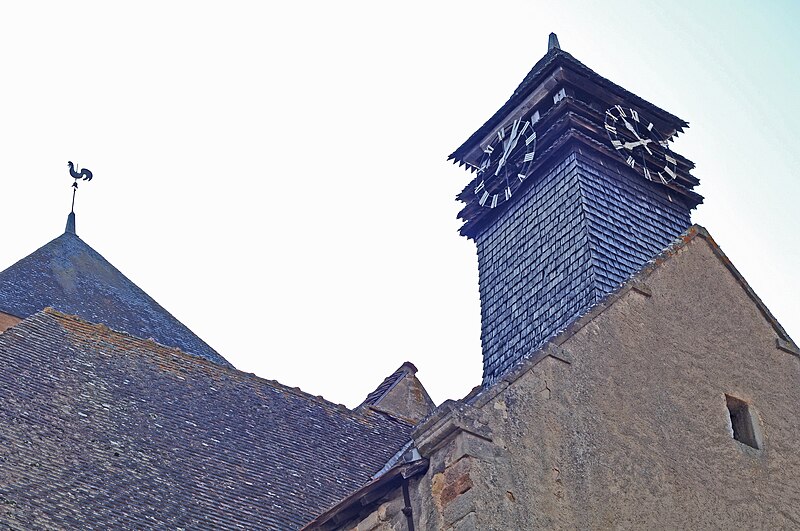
[725,395,760,449]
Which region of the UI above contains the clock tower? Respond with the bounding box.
[450,35,703,385]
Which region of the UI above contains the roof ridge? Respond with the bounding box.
[35,308,399,419]
[42,307,224,362]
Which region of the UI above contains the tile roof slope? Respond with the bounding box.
[0,310,414,530]
[0,230,230,367]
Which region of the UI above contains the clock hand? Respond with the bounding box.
[495,153,509,175]
[497,136,521,174]
[496,120,522,175]
[623,139,653,150]
[622,120,653,155]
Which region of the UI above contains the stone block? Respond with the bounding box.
[446,431,501,467]
[450,511,477,531]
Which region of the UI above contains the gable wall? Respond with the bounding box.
[470,235,800,528]
[328,234,800,530]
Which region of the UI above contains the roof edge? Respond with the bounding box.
[0,231,231,367]
[696,227,795,345]
[301,457,428,530]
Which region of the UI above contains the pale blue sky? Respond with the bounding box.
[0,1,796,406]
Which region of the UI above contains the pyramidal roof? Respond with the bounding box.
[0,215,230,367]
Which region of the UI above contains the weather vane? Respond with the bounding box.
[67,161,93,213]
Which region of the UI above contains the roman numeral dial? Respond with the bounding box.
[604,105,678,185]
[474,117,537,209]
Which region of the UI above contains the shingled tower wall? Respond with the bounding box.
[449,39,702,384]
[475,147,691,383]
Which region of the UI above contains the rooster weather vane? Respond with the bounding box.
[67,161,93,213]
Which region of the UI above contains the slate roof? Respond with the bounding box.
[0,226,229,367]
[0,309,413,530]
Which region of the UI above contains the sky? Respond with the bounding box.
[0,1,797,407]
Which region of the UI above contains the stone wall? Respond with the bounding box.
[323,232,800,530]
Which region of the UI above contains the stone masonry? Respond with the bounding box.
[320,228,800,530]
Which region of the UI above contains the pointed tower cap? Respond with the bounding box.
[65,212,76,235]
[0,228,231,367]
[548,32,560,51]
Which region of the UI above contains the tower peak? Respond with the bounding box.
[548,32,560,51]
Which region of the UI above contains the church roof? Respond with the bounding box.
[0,309,414,529]
[0,226,229,366]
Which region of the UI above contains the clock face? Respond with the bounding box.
[474,117,537,208]
[604,105,677,185]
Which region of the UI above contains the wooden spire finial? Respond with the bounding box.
[548,32,560,51]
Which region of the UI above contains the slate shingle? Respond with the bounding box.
[0,310,413,530]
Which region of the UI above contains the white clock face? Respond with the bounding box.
[604,105,677,184]
[474,117,537,208]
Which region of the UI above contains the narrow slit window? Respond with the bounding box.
[725,395,760,449]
